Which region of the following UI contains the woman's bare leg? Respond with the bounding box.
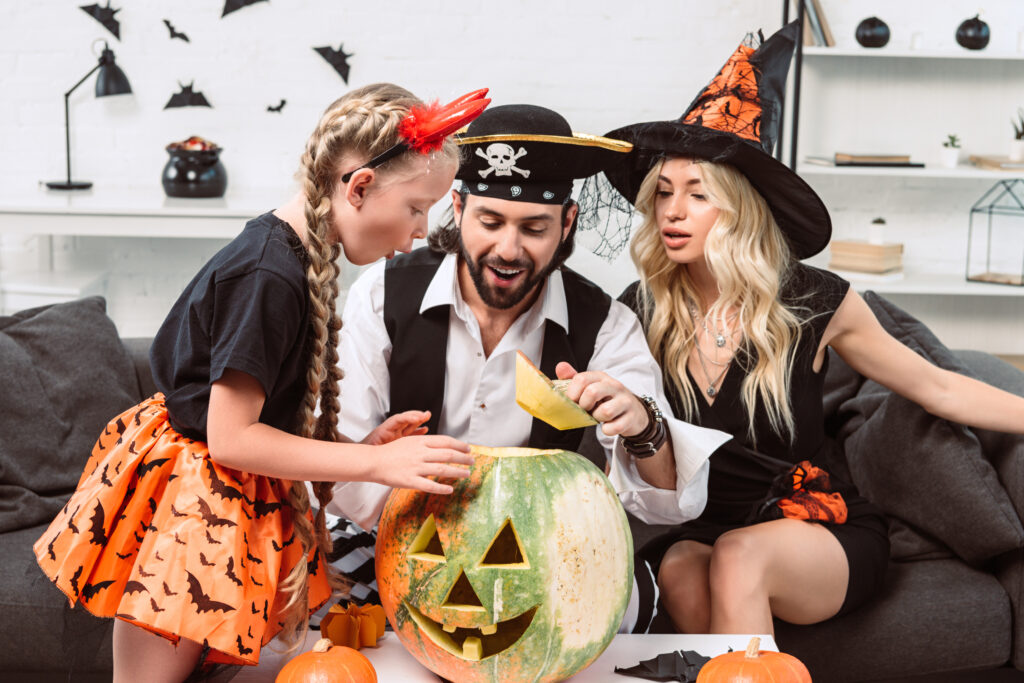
[707,518,849,635]
[657,540,714,633]
[113,619,204,683]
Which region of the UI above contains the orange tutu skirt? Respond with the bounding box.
[33,394,333,666]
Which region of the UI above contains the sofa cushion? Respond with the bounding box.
[0,523,113,672]
[834,292,1024,565]
[0,297,139,533]
[775,559,1011,682]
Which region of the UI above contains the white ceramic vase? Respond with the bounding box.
[938,146,961,169]
[1009,139,1024,162]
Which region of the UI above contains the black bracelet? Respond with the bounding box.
[622,395,667,459]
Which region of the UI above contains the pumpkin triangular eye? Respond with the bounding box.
[408,514,445,562]
[479,518,528,568]
[442,569,485,611]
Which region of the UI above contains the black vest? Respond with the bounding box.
[382,248,611,452]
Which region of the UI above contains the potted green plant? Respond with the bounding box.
[939,134,961,168]
[1012,109,1024,161]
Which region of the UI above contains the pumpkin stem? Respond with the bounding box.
[313,638,333,653]
[745,637,761,659]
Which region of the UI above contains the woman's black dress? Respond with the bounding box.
[621,264,889,617]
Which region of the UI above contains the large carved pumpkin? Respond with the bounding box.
[376,446,633,683]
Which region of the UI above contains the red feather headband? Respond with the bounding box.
[341,88,490,183]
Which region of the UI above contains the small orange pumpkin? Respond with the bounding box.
[275,638,377,683]
[320,603,387,650]
[697,637,811,683]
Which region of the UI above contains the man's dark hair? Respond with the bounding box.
[428,189,578,270]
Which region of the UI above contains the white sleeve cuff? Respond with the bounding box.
[327,480,392,531]
[607,417,730,525]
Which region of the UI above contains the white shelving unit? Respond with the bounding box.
[802,46,1024,60]
[0,184,283,315]
[791,36,1024,353]
[798,164,1023,180]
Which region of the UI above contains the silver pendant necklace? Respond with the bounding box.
[689,301,736,397]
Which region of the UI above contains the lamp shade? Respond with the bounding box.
[95,45,131,97]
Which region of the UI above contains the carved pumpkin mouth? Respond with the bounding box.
[403,600,538,661]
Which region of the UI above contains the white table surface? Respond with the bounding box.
[235,631,777,682]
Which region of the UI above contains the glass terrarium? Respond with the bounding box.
[966,179,1024,286]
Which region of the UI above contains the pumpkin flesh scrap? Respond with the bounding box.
[515,351,597,430]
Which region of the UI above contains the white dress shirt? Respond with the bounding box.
[329,253,731,530]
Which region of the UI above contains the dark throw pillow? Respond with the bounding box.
[835,292,1024,565]
[0,297,139,532]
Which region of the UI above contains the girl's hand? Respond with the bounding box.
[361,411,430,445]
[555,361,649,437]
[373,435,474,494]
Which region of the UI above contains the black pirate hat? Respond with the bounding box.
[602,21,831,259]
[456,104,632,205]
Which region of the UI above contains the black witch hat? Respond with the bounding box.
[602,21,831,259]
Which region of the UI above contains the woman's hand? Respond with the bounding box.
[371,435,474,494]
[555,362,649,437]
[361,410,430,445]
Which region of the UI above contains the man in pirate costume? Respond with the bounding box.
[325,104,731,633]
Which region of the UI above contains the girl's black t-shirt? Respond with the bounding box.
[150,212,312,441]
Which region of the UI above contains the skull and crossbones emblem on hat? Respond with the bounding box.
[476,143,531,178]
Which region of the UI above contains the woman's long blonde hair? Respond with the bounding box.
[278,83,458,649]
[630,158,804,443]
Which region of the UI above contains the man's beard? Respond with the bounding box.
[458,235,561,310]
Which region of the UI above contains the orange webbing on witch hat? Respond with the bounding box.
[681,42,763,144]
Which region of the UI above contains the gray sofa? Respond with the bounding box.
[2,294,1024,682]
[622,292,1024,682]
[1,297,155,682]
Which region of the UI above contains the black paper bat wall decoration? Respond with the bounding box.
[267,99,286,113]
[222,0,268,18]
[163,19,189,42]
[80,2,121,40]
[165,83,213,109]
[314,44,354,84]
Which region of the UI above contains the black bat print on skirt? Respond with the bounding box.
[70,566,83,596]
[124,580,148,595]
[226,557,242,587]
[137,458,170,477]
[82,580,116,600]
[186,571,235,614]
[197,497,238,528]
[88,502,108,546]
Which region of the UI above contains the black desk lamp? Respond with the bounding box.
[46,42,132,190]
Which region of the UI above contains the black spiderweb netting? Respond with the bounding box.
[575,172,639,262]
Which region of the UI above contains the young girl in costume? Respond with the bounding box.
[596,24,1024,635]
[34,82,489,681]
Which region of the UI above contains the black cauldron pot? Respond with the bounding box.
[162,147,228,198]
[956,15,990,50]
[856,16,890,48]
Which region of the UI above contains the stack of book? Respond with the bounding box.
[829,240,904,274]
[969,155,1024,171]
[804,153,924,168]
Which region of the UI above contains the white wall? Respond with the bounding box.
[2,1,1024,349]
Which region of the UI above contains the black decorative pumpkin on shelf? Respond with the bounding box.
[956,14,990,50]
[855,17,890,48]
[162,135,228,198]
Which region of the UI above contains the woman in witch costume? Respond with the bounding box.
[595,23,1024,634]
[33,83,487,681]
